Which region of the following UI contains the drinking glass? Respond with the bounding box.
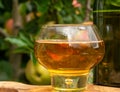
[34,24,105,92]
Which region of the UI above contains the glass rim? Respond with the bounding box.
[42,23,94,28]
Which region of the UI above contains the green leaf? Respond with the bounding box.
[54,1,63,11]
[5,37,28,47]
[19,32,34,48]
[13,47,32,54]
[30,52,37,64]
[33,1,48,13]
[19,3,28,16]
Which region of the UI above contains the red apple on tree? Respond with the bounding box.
[5,18,13,35]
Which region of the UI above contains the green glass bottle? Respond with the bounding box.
[93,0,120,87]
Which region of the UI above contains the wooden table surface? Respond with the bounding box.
[0,81,119,92]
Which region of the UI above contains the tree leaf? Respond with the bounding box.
[30,52,37,64]
[5,37,28,47]
[14,47,32,53]
[19,32,34,48]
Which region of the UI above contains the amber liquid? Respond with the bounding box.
[34,40,104,75]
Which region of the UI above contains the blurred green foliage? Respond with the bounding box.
[0,0,93,84]
[0,60,13,81]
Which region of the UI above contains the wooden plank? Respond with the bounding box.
[0,81,119,92]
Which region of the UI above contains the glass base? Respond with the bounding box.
[51,73,88,92]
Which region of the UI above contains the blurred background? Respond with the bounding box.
[0,0,93,85]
